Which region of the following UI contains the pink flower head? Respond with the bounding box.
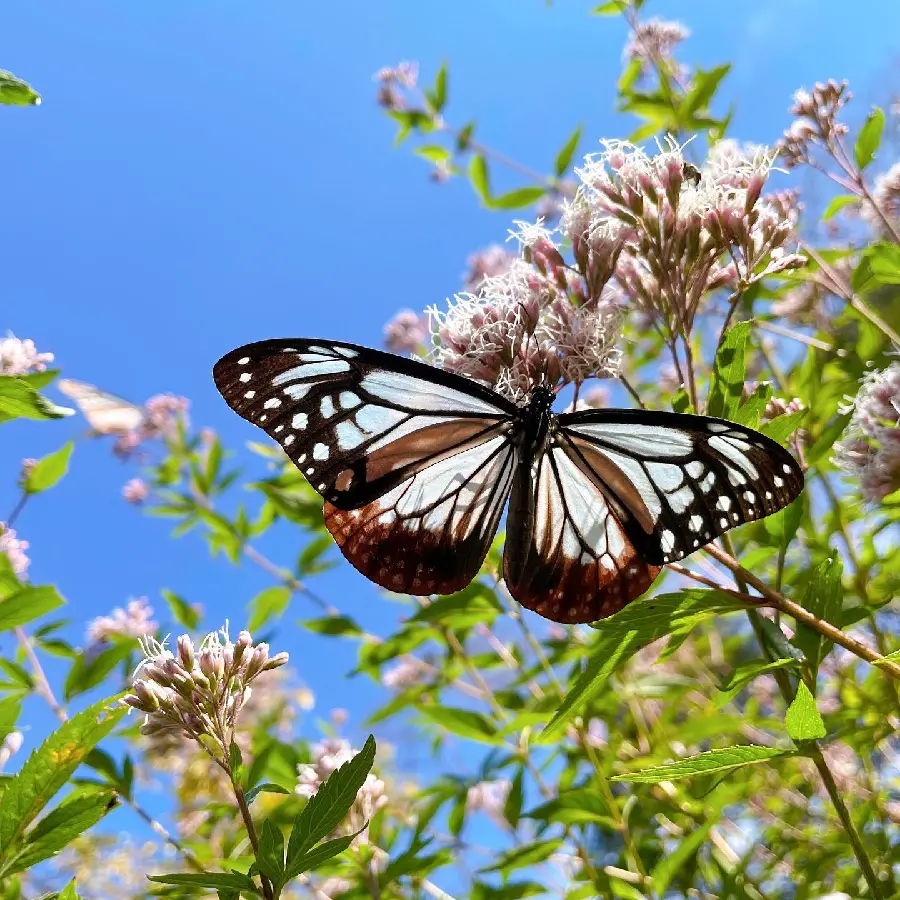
[623,17,690,77]
[122,477,149,504]
[0,523,30,578]
[862,160,900,236]
[776,79,852,169]
[87,596,158,644]
[374,60,418,110]
[144,393,190,435]
[463,245,515,293]
[0,334,54,375]
[383,310,428,355]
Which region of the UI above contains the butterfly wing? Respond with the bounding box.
[557,408,805,566]
[213,338,520,594]
[503,448,662,624]
[57,379,145,435]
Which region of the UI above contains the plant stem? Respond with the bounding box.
[231,772,275,900]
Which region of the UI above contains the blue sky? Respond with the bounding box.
[3,0,900,877]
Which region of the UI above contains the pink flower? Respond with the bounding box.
[374,61,418,111]
[463,245,515,293]
[87,596,158,644]
[144,394,190,435]
[0,334,54,375]
[383,310,428,355]
[466,779,510,825]
[862,160,900,236]
[623,18,690,77]
[0,523,30,577]
[383,658,425,690]
[776,80,852,169]
[122,477,149,504]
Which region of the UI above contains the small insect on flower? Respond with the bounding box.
[213,329,804,624]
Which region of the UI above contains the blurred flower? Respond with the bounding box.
[0,334,54,375]
[0,523,30,577]
[296,686,316,710]
[331,707,348,726]
[0,731,23,772]
[563,383,611,413]
[145,393,190,435]
[383,657,426,690]
[384,310,428,355]
[743,381,806,422]
[776,80,852,169]
[463,245,515,293]
[52,836,164,898]
[833,362,900,502]
[319,877,353,897]
[466,778,510,825]
[551,851,585,880]
[124,625,288,762]
[374,61,418,111]
[861,160,900,236]
[566,717,608,749]
[623,17,690,77]
[87,597,157,645]
[122,477,149,504]
[19,458,38,482]
[296,737,388,845]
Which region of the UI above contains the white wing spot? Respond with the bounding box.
[774,475,784,487]
[244,390,256,399]
[239,372,251,383]
[306,467,314,475]
[668,485,694,514]
[716,496,732,512]
[707,423,731,433]
[660,529,676,553]
[335,346,358,358]
[700,471,716,493]
[732,512,740,521]
[339,391,361,409]
[744,490,756,504]
[727,468,747,486]
[238,356,250,365]
[765,491,773,500]
[263,398,282,410]
[284,384,311,401]
[313,443,329,460]
[689,514,704,532]
[274,425,284,433]
[320,396,336,418]
[284,435,295,446]
[686,461,704,478]
[693,539,700,547]
[647,462,684,490]
[293,413,308,430]
[297,454,306,464]
[782,463,793,473]
[336,419,366,450]
[259,414,267,422]
[720,517,728,528]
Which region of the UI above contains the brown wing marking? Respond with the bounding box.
[325,435,515,596]
[503,446,661,624]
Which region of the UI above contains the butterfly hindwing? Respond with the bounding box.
[57,379,146,435]
[213,339,518,510]
[503,446,662,624]
[557,408,805,566]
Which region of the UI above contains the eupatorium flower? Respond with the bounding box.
[862,160,900,236]
[463,244,515,293]
[466,779,510,826]
[0,334,54,375]
[623,17,690,77]
[124,626,288,763]
[0,523,30,577]
[383,310,428,355]
[776,79,852,169]
[87,597,157,644]
[374,61,418,111]
[122,477,149,504]
[833,363,900,502]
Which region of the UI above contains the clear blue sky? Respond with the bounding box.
[2,0,899,873]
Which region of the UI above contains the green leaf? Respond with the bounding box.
[591,0,624,12]
[479,839,561,875]
[718,657,798,693]
[554,125,582,176]
[246,782,291,803]
[821,194,857,220]
[651,819,715,894]
[526,789,615,827]
[0,697,126,854]
[541,590,745,740]
[471,882,545,900]
[854,241,900,294]
[469,155,491,205]
[0,585,65,631]
[286,829,361,879]
[489,186,545,210]
[430,62,448,113]
[302,615,362,637]
[23,442,74,494]
[147,873,260,894]
[612,745,789,782]
[297,533,336,576]
[0,71,40,106]
[257,819,285,885]
[0,697,22,739]
[503,768,524,828]
[763,496,803,552]
[6,791,117,873]
[760,409,807,445]
[707,321,751,419]
[785,681,826,742]
[854,106,885,169]
[0,376,73,423]
[63,641,133,701]
[248,586,291,631]
[161,589,200,630]
[418,706,499,743]
[680,65,731,118]
[229,741,244,781]
[57,880,79,900]
[408,583,502,627]
[286,735,376,867]
[793,557,843,675]
[671,387,694,415]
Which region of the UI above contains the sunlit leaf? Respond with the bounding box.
[854,106,884,170]
[785,681,826,742]
[23,442,74,494]
[612,746,789,782]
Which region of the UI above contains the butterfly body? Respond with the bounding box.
[214,338,804,624]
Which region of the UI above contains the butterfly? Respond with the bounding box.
[213,339,804,624]
[58,379,146,435]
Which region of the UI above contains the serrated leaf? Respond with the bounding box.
[286,735,375,866]
[793,557,843,675]
[257,819,285,884]
[418,706,499,743]
[23,442,74,494]
[554,125,582,176]
[855,106,885,169]
[147,873,260,893]
[161,589,200,630]
[0,71,40,106]
[489,186,545,210]
[0,376,73,422]
[0,697,22,739]
[302,615,362,637]
[286,828,363,879]
[246,782,291,803]
[478,839,561,875]
[469,155,491,205]
[0,585,65,631]
[822,194,857,220]
[297,533,335,576]
[612,745,788,782]
[63,641,133,701]
[760,409,807,445]
[0,697,126,853]
[763,496,803,552]
[6,790,117,873]
[591,0,624,12]
[785,681,826,741]
[248,586,291,631]
[503,768,524,828]
[707,322,751,419]
[541,590,745,740]
[718,657,798,693]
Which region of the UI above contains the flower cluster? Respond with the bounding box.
[124,626,288,762]
[296,738,388,844]
[833,362,900,503]
[122,477,149,504]
[382,657,427,690]
[623,17,690,79]
[383,310,428,355]
[0,523,30,577]
[466,778,510,826]
[87,597,158,645]
[114,393,190,458]
[374,61,418,111]
[463,245,515,293]
[776,79,852,169]
[862,160,900,237]
[0,334,54,375]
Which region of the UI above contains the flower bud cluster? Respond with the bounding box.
[374,62,418,111]
[0,523,30,578]
[776,79,852,169]
[0,334,54,375]
[87,596,158,644]
[123,626,288,759]
[622,17,690,79]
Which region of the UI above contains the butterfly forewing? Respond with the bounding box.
[213,339,518,510]
[557,409,804,566]
[57,379,146,435]
[503,446,661,624]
